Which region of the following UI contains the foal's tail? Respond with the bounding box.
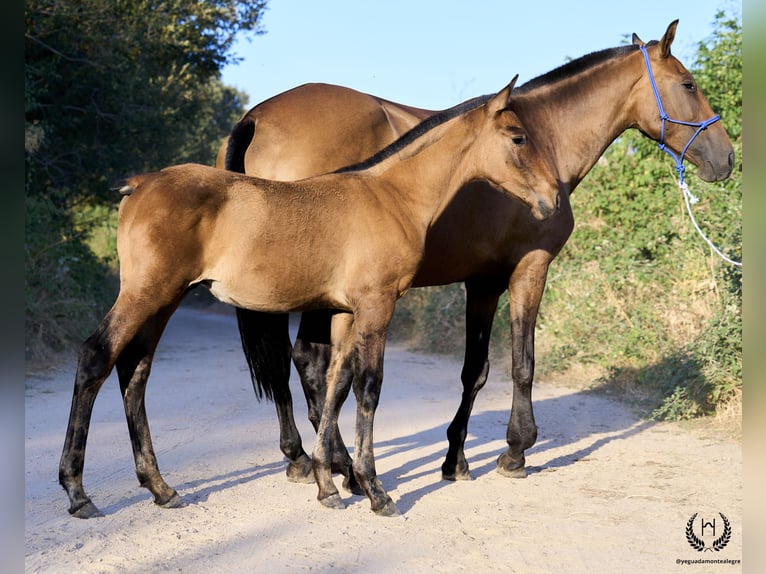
[223,116,293,403]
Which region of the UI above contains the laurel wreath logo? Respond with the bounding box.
[686,512,731,552]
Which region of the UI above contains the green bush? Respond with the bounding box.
[25,195,117,361]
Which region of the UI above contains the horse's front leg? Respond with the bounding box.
[116,305,184,509]
[496,255,551,478]
[442,279,504,481]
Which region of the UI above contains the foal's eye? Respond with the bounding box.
[510,133,527,146]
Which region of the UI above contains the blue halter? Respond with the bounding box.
[639,45,720,185]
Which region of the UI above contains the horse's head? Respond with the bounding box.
[631,20,734,182]
[473,77,561,221]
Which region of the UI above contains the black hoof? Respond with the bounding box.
[496,453,527,478]
[319,493,345,510]
[442,462,473,481]
[69,500,104,519]
[286,460,315,484]
[373,498,401,517]
[158,492,186,509]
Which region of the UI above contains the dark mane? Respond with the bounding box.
[515,44,641,94]
[335,94,492,173]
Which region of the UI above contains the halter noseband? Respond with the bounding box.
[639,45,720,185]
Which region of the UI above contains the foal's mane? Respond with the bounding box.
[335,94,492,174]
[515,44,643,94]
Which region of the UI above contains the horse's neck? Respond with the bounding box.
[518,53,640,191]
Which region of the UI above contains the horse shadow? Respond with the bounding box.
[97,387,653,517]
[98,461,286,516]
[371,388,655,514]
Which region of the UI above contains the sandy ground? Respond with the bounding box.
[25,305,743,573]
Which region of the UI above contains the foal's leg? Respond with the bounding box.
[496,255,550,477]
[312,312,356,510]
[293,309,359,493]
[441,280,504,481]
[348,307,398,516]
[59,298,156,518]
[116,301,185,509]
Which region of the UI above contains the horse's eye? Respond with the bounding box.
[683,81,696,93]
[511,134,527,146]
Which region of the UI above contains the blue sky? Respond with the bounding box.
[221,0,738,110]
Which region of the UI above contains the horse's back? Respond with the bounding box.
[217,83,429,179]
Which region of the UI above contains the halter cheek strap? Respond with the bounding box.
[639,45,720,185]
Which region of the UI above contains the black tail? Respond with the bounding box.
[236,309,293,402]
[224,117,256,173]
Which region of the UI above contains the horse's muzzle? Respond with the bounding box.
[536,191,560,220]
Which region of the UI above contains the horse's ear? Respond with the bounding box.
[488,75,519,114]
[659,20,679,58]
[632,33,644,46]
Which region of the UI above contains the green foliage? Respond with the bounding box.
[25,0,267,361]
[25,195,117,360]
[537,10,741,421]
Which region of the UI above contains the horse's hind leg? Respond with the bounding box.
[59,300,151,518]
[442,281,503,481]
[116,300,184,509]
[235,308,314,484]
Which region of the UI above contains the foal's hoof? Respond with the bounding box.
[286,460,315,484]
[373,498,401,517]
[319,493,346,510]
[158,492,187,509]
[70,500,104,519]
[496,453,527,478]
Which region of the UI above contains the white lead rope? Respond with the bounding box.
[678,179,742,267]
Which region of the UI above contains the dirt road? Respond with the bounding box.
[25,306,742,572]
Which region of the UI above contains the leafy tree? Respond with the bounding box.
[25,0,267,359]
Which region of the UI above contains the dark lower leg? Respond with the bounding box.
[497,317,538,477]
[442,284,501,481]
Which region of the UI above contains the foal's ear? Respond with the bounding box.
[632,33,644,46]
[488,75,519,114]
[659,19,679,58]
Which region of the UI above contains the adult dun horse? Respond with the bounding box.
[220,21,734,490]
[59,80,562,518]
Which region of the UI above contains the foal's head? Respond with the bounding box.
[630,20,734,182]
[469,77,561,220]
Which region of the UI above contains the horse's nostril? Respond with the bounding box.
[555,192,561,210]
[728,150,735,169]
